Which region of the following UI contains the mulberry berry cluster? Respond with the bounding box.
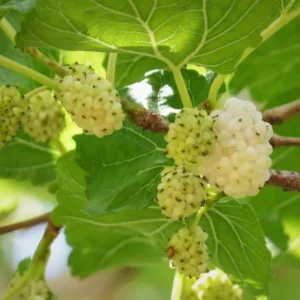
[200,97,273,199]
[165,108,216,166]
[189,269,242,300]
[24,89,65,143]
[8,270,53,300]
[0,85,28,150]
[168,226,209,278]
[157,166,207,220]
[56,64,124,137]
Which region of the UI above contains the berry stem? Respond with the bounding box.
[0,18,15,43]
[2,219,61,299]
[54,138,68,154]
[170,66,193,108]
[190,205,208,232]
[207,6,300,106]
[0,55,59,90]
[106,52,118,88]
[207,74,227,109]
[171,271,184,300]
[0,18,68,77]
[25,86,48,98]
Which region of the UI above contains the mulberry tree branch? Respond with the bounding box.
[267,170,300,192]
[120,97,169,133]
[0,213,50,235]
[270,134,300,147]
[263,100,300,125]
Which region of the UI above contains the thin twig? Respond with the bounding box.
[2,218,61,299]
[271,134,300,147]
[263,100,300,125]
[266,170,300,192]
[0,213,50,235]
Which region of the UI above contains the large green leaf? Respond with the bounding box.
[230,16,300,104]
[202,199,272,296]
[75,121,169,215]
[53,152,272,295]
[16,0,279,73]
[0,0,35,19]
[106,53,164,89]
[0,131,59,185]
[0,13,59,91]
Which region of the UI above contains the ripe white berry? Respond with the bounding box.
[168,226,209,278]
[157,166,207,220]
[24,90,65,143]
[57,64,124,137]
[190,269,242,300]
[0,85,28,149]
[165,108,216,165]
[200,97,273,199]
[9,270,53,300]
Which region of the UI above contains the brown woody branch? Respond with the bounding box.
[263,100,300,125]
[267,170,300,192]
[270,134,300,147]
[0,212,50,235]
[120,97,169,133]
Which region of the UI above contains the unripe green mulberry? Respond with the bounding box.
[57,64,125,137]
[0,85,28,149]
[8,270,54,300]
[157,166,207,220]
[24,89,66,143]
[190,269,242,300]
[166,108,216,166]
[168,226,209,278]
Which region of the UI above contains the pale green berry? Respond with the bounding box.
[168,226,209,278]
[190,269,243,300]
[57,64,125,137]
[0,85,28,149]
[157,166,207,220]
[24,89,65,143]
[8,270,54,300]
[165,108,216,166]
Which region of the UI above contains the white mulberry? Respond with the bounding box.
[168,226,209,278]
[201,97,273,199]
[166,108,216,166]
[157,166,207,220]
[57,64,124,137]
[9,270,53,300]
[24,89,65,143]
[0,85,28,149]
[190,269,242,300]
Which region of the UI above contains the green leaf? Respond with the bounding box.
[202,198,272,296]
[16,0,279,73]
[146,69,223,110]
[230,16,300,104]
[0,131,59,185]
[52,151,183,277]
[54,153,272,296]
[0,13,60,91]
[75,121,169,215]
[0,0,35,19]
[105,54,164,89]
